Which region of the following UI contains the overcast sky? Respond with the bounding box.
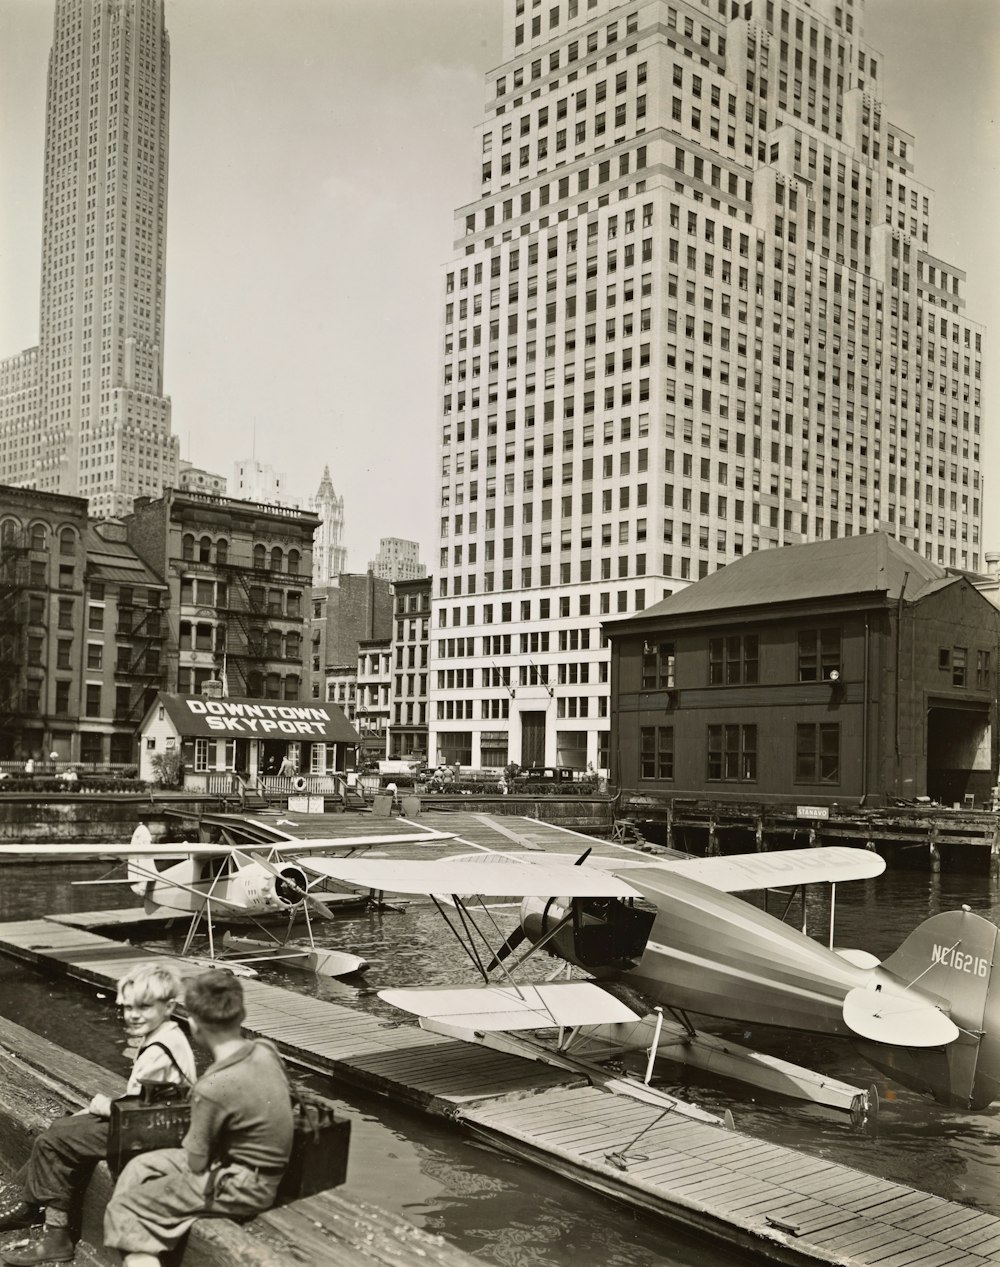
[1,0,997,568]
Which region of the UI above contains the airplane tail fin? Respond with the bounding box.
[854,909,1000,1110]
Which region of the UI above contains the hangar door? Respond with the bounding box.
[926,699,991,806]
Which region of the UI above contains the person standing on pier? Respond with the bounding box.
[0,963,195,1266]
[103,971,293,1267]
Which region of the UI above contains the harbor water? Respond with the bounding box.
[0,857,997,1265]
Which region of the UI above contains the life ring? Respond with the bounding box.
[292,776,307,792]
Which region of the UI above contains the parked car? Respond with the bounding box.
[514,766,576,784]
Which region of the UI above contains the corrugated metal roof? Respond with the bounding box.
[84,525,166,587]
[625,532,956,625]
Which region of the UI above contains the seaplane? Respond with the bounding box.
[309,845,1000,1119]
[0,822,459,979]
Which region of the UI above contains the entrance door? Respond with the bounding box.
[520,711,546,768]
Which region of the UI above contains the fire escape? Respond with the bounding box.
[0,527,29,752]
[216,565,271,696]
[115,601,168,724]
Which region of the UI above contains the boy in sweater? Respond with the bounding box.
[103,971,293,1267]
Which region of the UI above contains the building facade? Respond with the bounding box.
[368,537,427,582]
[431,0,984,773]
[607,533,999,808]
[310,466,348,585]
[177,461,227,497]
[231,459,297,509]
[125,488,318,704]
[0,0,178,516]
[388,576,431,762]
[0,485,168,765]
[307,572,392,701]
[355,638,392,764]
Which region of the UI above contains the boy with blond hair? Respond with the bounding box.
[104,971,292,1267]
[0,962,195,1266]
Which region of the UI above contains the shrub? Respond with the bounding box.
[149,751,185,788]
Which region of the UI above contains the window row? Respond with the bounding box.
[639,722,841,785]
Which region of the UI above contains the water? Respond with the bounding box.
[0,857,998,1264]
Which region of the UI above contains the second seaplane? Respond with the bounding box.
[0,822,458,978]
[311,846,1000,1119]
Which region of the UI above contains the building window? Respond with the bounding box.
[55,680,71,715]
[707,724,757,781]
[709,634,758,684]
[88,605,104,632]
[641,641,675,689]
[797,628,840,681]
[194,738,210,771]
[640,726,674,779]
[87,644,103,670]
[85,683,102,717]
[976,650,991,689]
[795,723,840,783]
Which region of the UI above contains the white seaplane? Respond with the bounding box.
[309,845,1000,1120]
[0,822,458,978]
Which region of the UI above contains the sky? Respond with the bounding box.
[0,0,997,569]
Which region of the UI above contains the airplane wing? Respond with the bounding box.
[607,846,886,892]
[0,842,239,859]
[0,831,458,862]
[297,856,643,898]
[380,982,641,1031]
[273,831,458,853]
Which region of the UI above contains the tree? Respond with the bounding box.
[149,750,184,787]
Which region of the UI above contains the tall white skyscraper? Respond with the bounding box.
[0,0,178,516]
[431,0,984,774]
[310,465,348,584]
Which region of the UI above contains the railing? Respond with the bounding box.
[260,773,341,796]
[0,760,137,777]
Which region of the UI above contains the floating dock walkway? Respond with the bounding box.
[0,912,996,1267]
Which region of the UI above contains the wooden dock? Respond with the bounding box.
[0,914,997,1266]
[0,1013,482,1267]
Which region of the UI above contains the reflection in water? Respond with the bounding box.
[0,859,998,1264]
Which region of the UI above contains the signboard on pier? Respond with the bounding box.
[796,805,831,821]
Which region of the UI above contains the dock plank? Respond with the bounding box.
[2,896,999,1267]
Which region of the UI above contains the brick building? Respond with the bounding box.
[126,488,318,703]
[308,572,392,701]
[607,533,999,808]
[388,576,431,763]
[0,485,167,764]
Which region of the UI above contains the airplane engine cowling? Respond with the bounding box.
[520,895,654,976]
[521,896,576,960]
[230,862,307,913]
[273,864,309,908]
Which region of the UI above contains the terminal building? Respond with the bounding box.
[429,0,985,775]
[606,533,999,808]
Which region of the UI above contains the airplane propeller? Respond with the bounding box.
[486,926,527,971]
[243,853,338,921]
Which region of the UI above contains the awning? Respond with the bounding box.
[153,693,359,742]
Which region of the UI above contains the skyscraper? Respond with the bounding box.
[431,0,984,775]
[310,465,348,585]
[0,0,178,517]
[369,537,427,583]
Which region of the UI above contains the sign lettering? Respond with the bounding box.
[931,943,989,978]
